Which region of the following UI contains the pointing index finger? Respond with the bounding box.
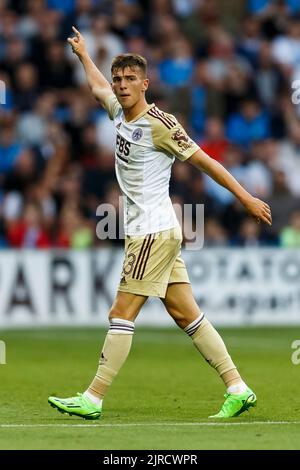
[72,26,80,36]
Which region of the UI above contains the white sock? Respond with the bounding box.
[227,381,248,395]
[83,390,102,406]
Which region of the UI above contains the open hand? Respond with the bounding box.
[243,196,272,226]
[67,26,86,57]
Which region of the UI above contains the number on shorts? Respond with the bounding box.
[123,253,136,275]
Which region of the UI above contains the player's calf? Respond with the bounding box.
[184,315,257,417]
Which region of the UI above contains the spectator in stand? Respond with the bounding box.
[68,14,124,84]
[226,98,271,147]
[56,203,94,249]
[29,8,62,68]
[0,0,300,249]
[200,117,229,163]
[202,29,253,117]
[64,94,92,161]
[277,119,300,196]
[0,37,28,82]
[243,139,273,199]
[61,0,94,37]
[266,169,299,240]
[248,0,300,16]
[190,60,207,136]
[238,15,262,69]
[47,0,76,15]
[158,36,195,88]
[280,210,300,247]
[271,15,300,80]
[83,149,115,215]
[221,199,249,239]
[204,144,247,207]
[6,200,51,248]
[248,0,269,15]
[0,121,25,175]
[231,217,271,246]
[254,41,283,110]
[96,110,116,155]
[0,71,14,116]
[40,39,76,89]
[16,91,57,147]
[204,217,229,247]
[13,62,40,112]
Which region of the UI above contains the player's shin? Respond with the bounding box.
[84,318,135,404]
[185,316,247,392]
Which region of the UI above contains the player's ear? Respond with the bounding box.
[142,78,149,92]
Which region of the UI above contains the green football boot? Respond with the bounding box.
[48,393,102,420]
[209,387,257,418]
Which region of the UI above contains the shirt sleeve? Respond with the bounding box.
[153,118,200,162]
[103,94,122,121]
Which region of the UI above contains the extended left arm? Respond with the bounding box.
[189,148,272,226]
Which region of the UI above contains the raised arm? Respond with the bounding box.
[189,148,272,226]
[67,26,113,106]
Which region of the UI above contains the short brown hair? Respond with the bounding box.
[111,54,147,77]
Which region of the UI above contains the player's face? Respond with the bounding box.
[112,66,149,109]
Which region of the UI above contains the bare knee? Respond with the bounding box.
[108,306,136,322]
[108,291,147,322]
[166,307,196,330]
[163,283,202,330]
[175,317,190,330]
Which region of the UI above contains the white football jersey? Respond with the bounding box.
[103,94,200,236]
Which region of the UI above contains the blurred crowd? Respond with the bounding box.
[1,0,300,249]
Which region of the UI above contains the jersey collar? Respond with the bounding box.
[125,103,155,123]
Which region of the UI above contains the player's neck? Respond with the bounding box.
[123,98,149,122]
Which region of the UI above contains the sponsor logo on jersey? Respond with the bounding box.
[171,129,194,152]
[132,128,143,141]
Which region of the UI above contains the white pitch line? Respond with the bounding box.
[1,421,300,428]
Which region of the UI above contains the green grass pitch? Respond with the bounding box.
[0,326,300,449]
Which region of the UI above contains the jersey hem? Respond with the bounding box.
[124,221,180,237]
